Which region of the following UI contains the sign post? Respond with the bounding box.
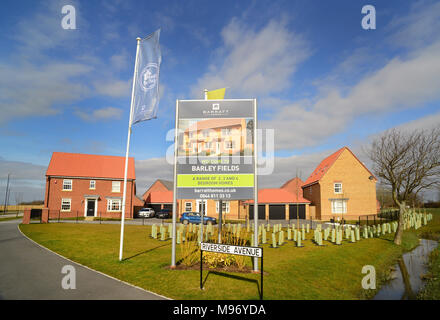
[170,99,258,270]
[200,242,263,300]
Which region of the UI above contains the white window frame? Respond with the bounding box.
[61,198,71,212]
[331,199,347,214]
[185,202,192,212]
[112,181,121,193]
[334,183,343,194]
[222,128,232,136]
[62,179,72,191]
[216,201,230,213]
[89,180,96,190]
[224,141,234,150]
[107,199,122,212]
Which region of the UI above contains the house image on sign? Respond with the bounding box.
[179,118,253,156]
[43,152,144,219]
[301,147,378,221]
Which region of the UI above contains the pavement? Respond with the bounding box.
[0,220,168,300]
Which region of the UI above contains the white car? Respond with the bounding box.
[138,208,155,218]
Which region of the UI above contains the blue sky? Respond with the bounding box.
[1,0,439,202]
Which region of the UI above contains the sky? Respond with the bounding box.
[0,0,439,203]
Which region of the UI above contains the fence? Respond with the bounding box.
[357,210,399,226]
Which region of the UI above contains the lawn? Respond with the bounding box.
[19,210,439,300]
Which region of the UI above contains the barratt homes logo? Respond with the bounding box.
[203,103,229,116]
[139,63,158,91]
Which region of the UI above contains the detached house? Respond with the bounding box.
[301,147,377,221]
[44,152,143,219]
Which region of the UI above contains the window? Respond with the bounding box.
[331,200,347,214]
[112,181,121,193]
[89,180,96,190]
[185,202,192,212]
[222,128,232,136]
[205,142,211,149]
[216,201,230,213]
[334,183,342,194]
[62,179,72,191]
[202,130,209,137]
[224,141,234,149]
[61,198,71,211]
[107,199,121,211]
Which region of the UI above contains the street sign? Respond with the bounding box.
[200,242,262,258]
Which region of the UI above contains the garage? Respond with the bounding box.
[148,204,162,214]
[163,204,173,210]
[269,205,286,220]
[289,204,306,219]
[248,205,265,220]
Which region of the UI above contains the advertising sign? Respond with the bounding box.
[175,99,255,200]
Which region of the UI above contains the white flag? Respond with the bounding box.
[132,29,161,125]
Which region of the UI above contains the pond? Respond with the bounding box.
[373,239,438,300]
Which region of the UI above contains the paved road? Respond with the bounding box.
[0,220,167,300]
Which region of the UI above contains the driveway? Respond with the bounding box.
[0,220,168,300]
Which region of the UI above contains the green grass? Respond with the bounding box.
[0,216,21,222]
[415,208,440,300]
[21,217,435,300]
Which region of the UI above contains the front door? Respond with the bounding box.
[86,199,95,217]
[196,200,207,215]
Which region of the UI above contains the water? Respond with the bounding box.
[373,239,438,300]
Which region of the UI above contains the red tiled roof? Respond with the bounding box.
[280,177,304,193]
[133,196,145,207]
[46,152,135,180]
[148,191,173,204]
[302,146,376,187]
[245,188,310,204]
[302,147,346,187]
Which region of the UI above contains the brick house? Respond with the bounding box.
[143,178,310,221]
[44,152,143,219]
[301,147,377,221]
[179,118,253,156]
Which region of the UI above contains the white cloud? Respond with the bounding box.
[191,18,310,98]
[387,0,440,49]
[94,79,131,98]
[262,41,440,150]
[74,106,123,122]
[135,157,173,195]
[0,62,91,123]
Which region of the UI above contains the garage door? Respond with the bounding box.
[289,204,305,219]
[148,204,162,213]
[248,205,266,220]
[269,205,286,220]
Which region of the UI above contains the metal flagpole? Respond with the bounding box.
[119,37,141,261]
[171,99,179,268]
[253,98,259,272]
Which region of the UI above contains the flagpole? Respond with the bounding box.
[119,37,141,261]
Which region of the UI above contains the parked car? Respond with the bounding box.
[180,212,217,225]
[138,208,155,218]
[156,209,172,219]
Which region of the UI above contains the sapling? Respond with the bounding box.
[272,233,277,248]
